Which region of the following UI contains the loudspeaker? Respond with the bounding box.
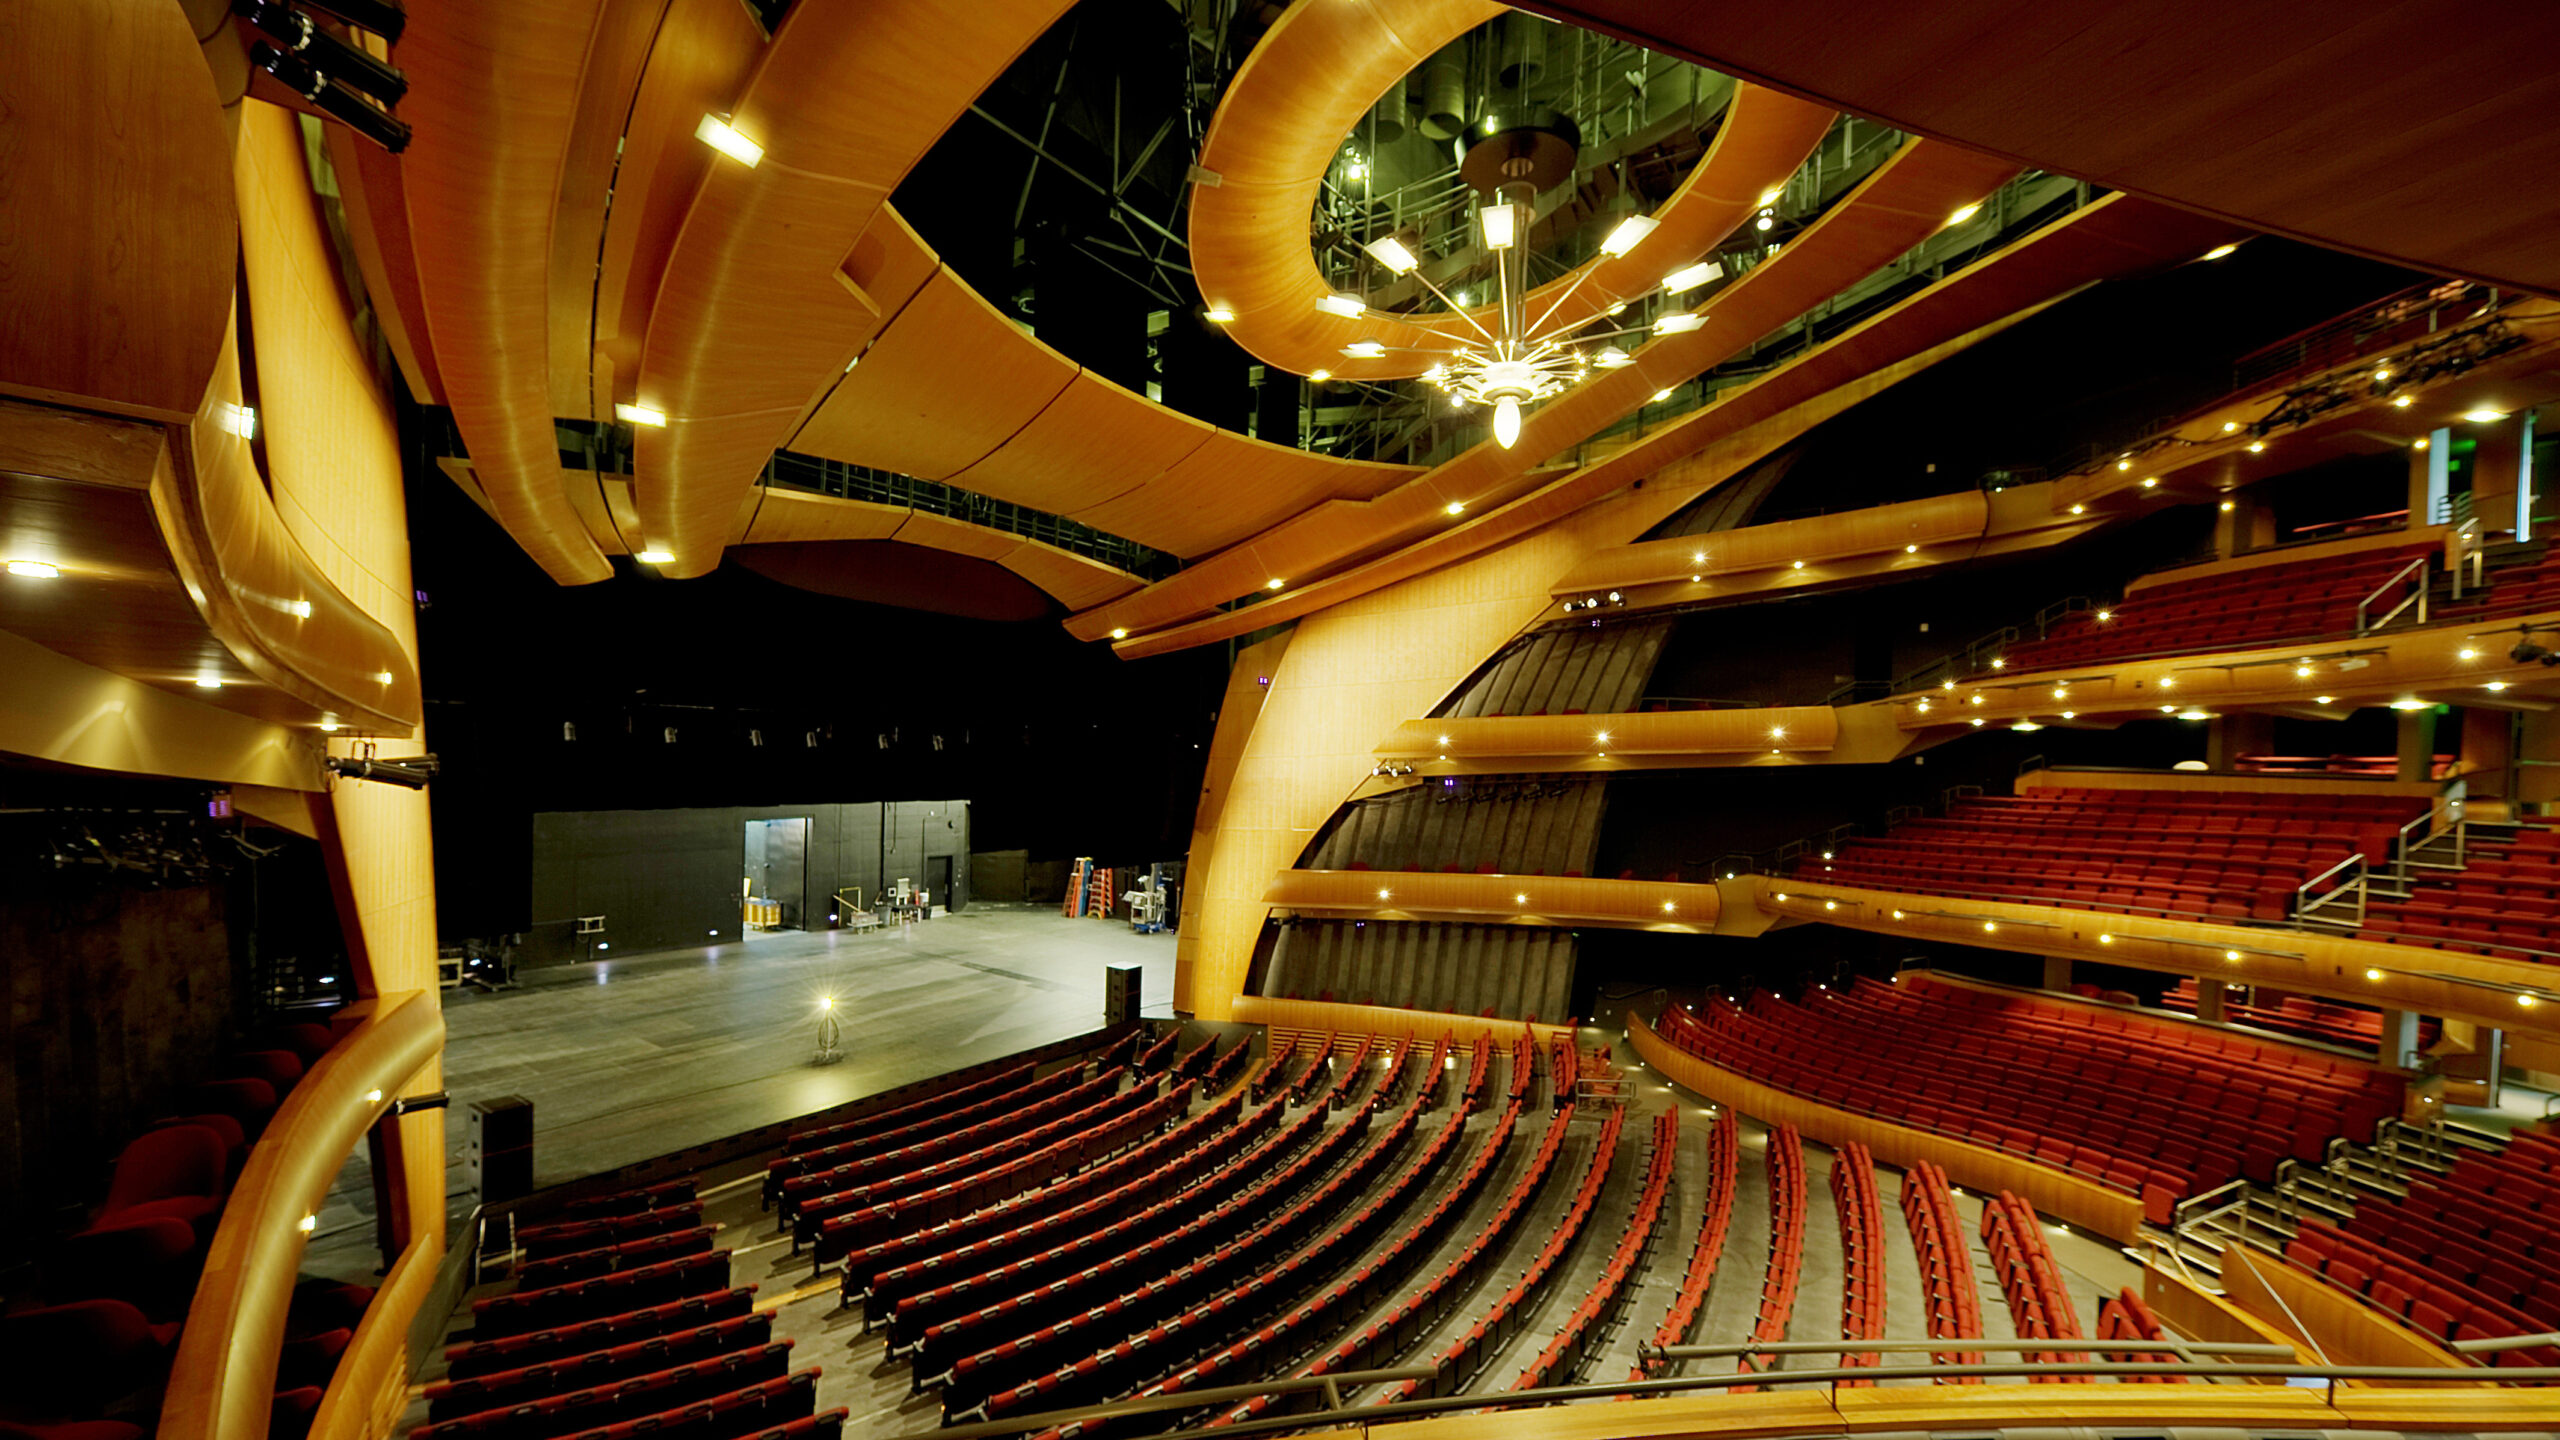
[468,1095,534,1204]
[1104,964,1143,1028]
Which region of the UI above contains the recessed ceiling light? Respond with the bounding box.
[193,674,223,689]
[1202,306,1237,324]
[635,549,674,564]
[1444,501,1465,516]
[2391,395,2414,408]
[694,114,763,167]
[2202,243,2238,260]
[1110,628,1128,640]
[1266,578,1285,590]
[616,403,667,427]
[1945,203,1982,227]
[5,560,60,578]
[1307,369,1331,383]
[2462,408,2509,423]
[1651,388,1675,403]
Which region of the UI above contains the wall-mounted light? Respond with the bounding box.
[695,114,764,167]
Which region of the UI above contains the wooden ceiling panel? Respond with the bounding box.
[1518,0,2560,297]
[1068,433,1422,560]
[633,0,1075,577]
[0,0,236,423]
[996,542,1144,613]
[547,0,670,419]
[949,372,1220,520]
[400,0,616,585]
[789,269,1078,480]
[736,487,908,545]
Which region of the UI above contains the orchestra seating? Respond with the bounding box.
[1829,1143,1887,1384]
[1631,1108,1739,1378]
[1734,1124,1807,1389]
[1899,1160,1988,1377]
[2284,1129,2560,1352]
[1510,1110,1674,1390]
[1808,786,2428,923]
[2095,1289,2184,1381]
[2159,978,2434,1051]
[1982,542,2439,676]
[1654,978,2399,1220]
[1979,1191,2086,1380]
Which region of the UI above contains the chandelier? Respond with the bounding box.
[1341,120,1718,450]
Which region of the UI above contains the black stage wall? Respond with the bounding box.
[526,800,971,965]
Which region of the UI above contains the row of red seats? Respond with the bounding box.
[896,1098,1307,1373]
[867,1090,1264,1335]
[1979,1191,2086,1381]
[811,1081,1185,1263]
[1133,1028,1181,1075]
[767,1062,1081,1204]
[779,1065,1121,1226]
[427,1314,773,1421]
[1285,1034,1341,1106]
[445,1285,757,1381]
[1982,543,2436,677]
[1899,1160,1987,1376]
[1507,1033,1534,1105]
[986,1082,1465,1430]
[1629,1102,1738,1381]
[785,1060,1035,1156]
[946,1100,1415,1423]
[1514,1109,1674,1390]
[1369,1105,1626,1406]
[2095,1289,2184,1381]
[1830,1142,1886,1385]
[843,1080,1247,1305]
[516,1226,717,1291]
[1882,974,2386,1086]
[519,1202,701,1262]
[2434,546,2560,627]
[1202,1099,1536,1432]
[409,1342,796,1440]
[2330,1135,2560,1331]
[472,1252,735,1342]
[2287,1218,2560,1364]
[1366,1037,1422,1112]
[1550,1038,1578,1109]
[2365,837,2560,960]
[1663,995,2302,1219]
[1735,1123,1807,1390]
[1167,1032,1223,1085]
[923,1102,1368,1402]
[2159,978,2426,1051]
[549,1386,837,1440]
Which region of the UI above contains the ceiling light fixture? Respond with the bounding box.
[1202,305,1237,324]
[635,549,674,564]
[1316,294,1366,318]
[1597,215,1659,256]
[1946,202,1982,226]
[616,403,667,427]
[2202,243,2238,260]
[1110,628,1129,640]
[1652,312,1705,335]
[1661,260,1723,294]
[1307,369,1331,383]
[6,560,60,578]
[1444,501,1465,516]
[1341,340,1386,359]
[694,114,763,167]
[2463,407,2509,423]
[2392,394,2414,408]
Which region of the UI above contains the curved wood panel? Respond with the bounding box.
[1082,140,2029,649]
[949,371,1219,517]
[1892,605,2560,730]
[150,326,422,733]
[1070,430,1423,559]
[587,0,771,424]
[1750,879,2560,1041]
[161,992,445,1440]
[633,0,1073,576]
[1376,704,1840,765]
[1629,1011,2146,1241]
[0,629,320,789]
[2219,1246,2470,1375]
[1514,0,2560,298]
[1230,994,1575,1049]
[306,1229,440,1440]
[790,268,1080,481]
[400,0,616,585]
[1087,191,2245,656]
[1268,868,1722,931]
[1190,0,1838,381]
[0,0,236,423]
[1555,489,1990,594]
[325,132,445,406]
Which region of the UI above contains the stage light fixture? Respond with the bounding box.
[326,752,438,790]
[236,1,407,102]
[293,0,404,39]
[251,42,408,151]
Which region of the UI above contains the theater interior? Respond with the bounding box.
[8,3,2560,1440]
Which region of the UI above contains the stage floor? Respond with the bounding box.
[305,904,1175,1280]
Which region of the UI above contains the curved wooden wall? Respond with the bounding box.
[1189,0,1838,383]
[1630,1011,2147,1240]
[632,0,1072,575]
[0,0,236,423]
[1231,994,1575,1049]
[1557,489,1991,592]
[1375,703,1840,766]
[1752,879,2560,1041]
[1267,868,1723,930]
[400,0,616,585]
[161,992,445,1440]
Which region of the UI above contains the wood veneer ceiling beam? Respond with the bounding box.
[400,0,616,585]
[631,0,1074,578]
[1189,0,1838,382]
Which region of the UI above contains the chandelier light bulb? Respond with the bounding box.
[1597,214,1659,256]
[1492,397,1523,449]
[1363,235,1420,274]
[1479,203,1518,251]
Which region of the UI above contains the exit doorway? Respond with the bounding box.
[742,817,809,934]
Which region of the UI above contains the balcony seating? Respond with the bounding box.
[444,1289,761,1381]
[426,1315,776,1421]
[1808,788,2426,924]
[2095,1289,2183,1381]
[1984,543,2438,676]
[518,1203,704,1261]
[559,1181,695,1220]
[2431,545,2560,627]
[1657,979,2398,1220]
[1631,1107,1740,1381]
[0,1301,179,1425]
[1735,1123,1807,1390]
[1369,1105,1625,1406]
[2287,1215,2560,1363]
[1899,1160,1987,1375]
[1830,1143,1887,1384]
[514,1227,720,1291]
[408,1343,798,1440]
[2288,1131,2560,1342]
[777,1066,1119,1226]
[2159,978,2435,1050]
[1979,1191,2086,1380]
[2362,827,2560,963]
[1514,1110,1675,1390]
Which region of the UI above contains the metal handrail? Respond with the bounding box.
[2356,554,2432,634]
[2293,850,2369,928]
[2392,803,2469,882]
[2172,1175,2254,1230]
[1652,1337,2294,1361]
